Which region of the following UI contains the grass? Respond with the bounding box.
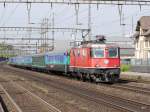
[0,54,16,58]
[121,64,131,72]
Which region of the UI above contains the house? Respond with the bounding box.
[131,16,150,73]
[133,16,150,59]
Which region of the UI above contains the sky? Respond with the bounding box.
[0,3,150,51]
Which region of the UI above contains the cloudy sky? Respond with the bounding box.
[0,3,150,51]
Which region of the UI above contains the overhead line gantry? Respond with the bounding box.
[0,26,89,32]
[0,0,150,5]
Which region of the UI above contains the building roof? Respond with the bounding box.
[136,16,150,31]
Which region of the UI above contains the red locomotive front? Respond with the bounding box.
[69,37,120,83]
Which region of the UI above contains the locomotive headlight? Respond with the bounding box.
[104,59,109,64]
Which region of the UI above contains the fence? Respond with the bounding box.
[130,59,150,73]
[131,59,150,65]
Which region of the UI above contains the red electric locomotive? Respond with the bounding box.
[69,36,120,83]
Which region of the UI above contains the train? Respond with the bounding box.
[0,57,8,62]
[8,37,120,83]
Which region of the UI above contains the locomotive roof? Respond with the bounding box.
[74,43,119,48]
[46,51,67,55]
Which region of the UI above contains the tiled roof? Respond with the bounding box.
[136,16,150,31]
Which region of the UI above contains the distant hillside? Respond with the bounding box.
[0,42,16,57]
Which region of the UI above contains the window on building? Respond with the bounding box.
[148,41,150,47]
[148,51,150,59]
[136,43,138,49]
[143,29,148,33]
[145,40,149,48]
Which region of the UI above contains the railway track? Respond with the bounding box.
[0,95,8,112]
[0,77,61,112]
[110,84,150,95]
[8,64,150,96]
[36,78,150,112]
[5,64,150,95]
[5,66,150,112]
[31,77,150,112]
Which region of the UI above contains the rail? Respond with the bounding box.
[0,77,61,112]
[8,67,150,112]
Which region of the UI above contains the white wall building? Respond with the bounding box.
[134,16,150,59]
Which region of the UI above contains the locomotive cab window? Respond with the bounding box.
[108,48,118,58]
[91,48,104,58]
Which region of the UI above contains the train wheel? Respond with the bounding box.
[70,72,75,78]
[90,74,97,83]
[89,75,94,82]
[81,74,86,82]
[77,73,82,80]
[75,72,79,80]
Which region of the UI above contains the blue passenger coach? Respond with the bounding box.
[45,52,69,73]
[9,56,32,67]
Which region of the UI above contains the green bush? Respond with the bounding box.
[121,64,131,72]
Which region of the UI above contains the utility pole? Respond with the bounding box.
[88,3,92,41]
[36,42,38,54]
[46,18,49,52]
[40,18,49,53]
[132,16,134,34]
[75,4,79,25]
[52,13,55,51]
[121,13,126,37]
[27,3,31,24]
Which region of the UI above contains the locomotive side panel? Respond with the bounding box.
[91,58,120,68]
[70,48,91,72]
[80,48,91,68]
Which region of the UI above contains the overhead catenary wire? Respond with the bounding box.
[138,0,142,11]
[27,3,31,24]
[118,4,123,25]
[1,3,19,27]
[0,0,150,5]
[55,7,88,25]
[88,3,92,40]
[92,7,150,28]
[0,1,150,55]
[0,6,7,26]
[75,3,79,25]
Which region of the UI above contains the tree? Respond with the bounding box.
[0,42,15,58]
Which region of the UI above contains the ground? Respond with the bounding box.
[0,64,150,112]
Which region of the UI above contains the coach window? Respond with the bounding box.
[91,48,104,58]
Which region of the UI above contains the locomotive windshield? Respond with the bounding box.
[108,48,118,58]
[91,48,104,58]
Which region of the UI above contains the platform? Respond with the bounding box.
[121,72,150,82]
